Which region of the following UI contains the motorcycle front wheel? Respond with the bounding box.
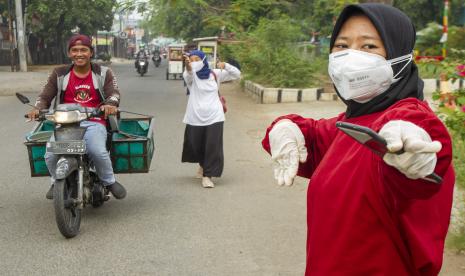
[53,175,81,238]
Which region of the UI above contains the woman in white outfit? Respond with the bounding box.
[182,50,241,188]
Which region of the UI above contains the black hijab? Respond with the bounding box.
[330,3,424,118]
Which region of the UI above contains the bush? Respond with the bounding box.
[431,61,465,187]
[431,61,465,251]
[416,23,465,59]
[99,52,112,62]
[225,15,324,88]
[415,22,443,56]
[446,130,465,252]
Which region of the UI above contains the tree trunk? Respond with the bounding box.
[56,14,65,64]
[22,4,32,64]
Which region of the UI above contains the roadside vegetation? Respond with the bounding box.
[143,0,464,89]
[415,19,465,253]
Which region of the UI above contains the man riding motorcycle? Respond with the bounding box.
[27,34,127,200]
[134,49,149,71]
[152,49,162,67]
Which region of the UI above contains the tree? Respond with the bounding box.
[394,0,464,30]
[26,0,116,64]
[360,0,392,4]
[144,0,318,40]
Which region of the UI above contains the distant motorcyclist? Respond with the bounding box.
[27,34,127,200]
[152,49,162,67]
[135,48,149,71]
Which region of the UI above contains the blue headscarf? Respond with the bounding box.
[189,50,211,79]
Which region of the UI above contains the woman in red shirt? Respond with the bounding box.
[262,4,454,275]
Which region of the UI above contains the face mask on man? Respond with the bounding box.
[328,49,413,103]
[191,57,206,72]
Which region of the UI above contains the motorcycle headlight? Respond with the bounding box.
[140,62,145,65]
[46,111,86,123]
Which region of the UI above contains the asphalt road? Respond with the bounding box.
[0,60,463,275]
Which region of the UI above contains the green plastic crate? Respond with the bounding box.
[24,120,54,177]
[24,118,154,176]
[111,118,154,173]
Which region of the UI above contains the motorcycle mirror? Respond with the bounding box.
[16,93,30,104]
[16,92,39,110]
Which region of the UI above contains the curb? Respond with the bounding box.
[243,78,464,104]
[423,78,464,95]
[244,80,329,104]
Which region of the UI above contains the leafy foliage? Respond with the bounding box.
[416,24,465,58]
[394,0,464,30]
[27,0,116,40]
[0,0,8,19]
[227,16,320,88]
[415,22,443,56]
[142,0,465,87]
[25,0,116,63]
[307,0,359,35]
[427,59,465,252]
[434,88,465,141]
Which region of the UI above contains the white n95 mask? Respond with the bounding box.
[328,49,412,103]
[191,57,206,72]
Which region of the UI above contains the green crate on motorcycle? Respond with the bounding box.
[111,117,155,173]
[24,118,155,176]
[24,120,54,177]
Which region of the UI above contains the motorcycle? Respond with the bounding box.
[152,55,162,67]
[136,58,148,76]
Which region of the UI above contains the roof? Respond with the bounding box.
[193,36,219,42]
[168,43,186,48]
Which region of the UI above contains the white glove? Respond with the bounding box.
[379,120,442,180]
[269,120,308,186]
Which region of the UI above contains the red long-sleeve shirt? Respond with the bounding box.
[262,98,455,276]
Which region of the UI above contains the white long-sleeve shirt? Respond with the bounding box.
[183,63,241,126]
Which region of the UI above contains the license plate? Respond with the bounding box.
[46,140,86,155]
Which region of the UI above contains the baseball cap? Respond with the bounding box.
[67,34,93,51]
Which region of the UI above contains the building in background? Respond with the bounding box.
[110,10,144,59]
[0,10,16,67]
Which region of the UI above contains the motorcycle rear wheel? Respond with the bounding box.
[53,176,81,238]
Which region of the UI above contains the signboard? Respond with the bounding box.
[119,31,128,39]
[200,46,214,54]
[199,45,215,66]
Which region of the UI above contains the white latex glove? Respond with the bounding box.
[269,119,308,186]
[379,120,442,180]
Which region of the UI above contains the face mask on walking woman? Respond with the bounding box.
[191,57,206,73]
[328,49,413,103]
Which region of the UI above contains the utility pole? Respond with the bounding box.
[441,0,449,58]
[14,0,27,71]
[7,0,15,71]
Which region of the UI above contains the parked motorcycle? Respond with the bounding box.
[136,58,148,76]
[152,55,162,67]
